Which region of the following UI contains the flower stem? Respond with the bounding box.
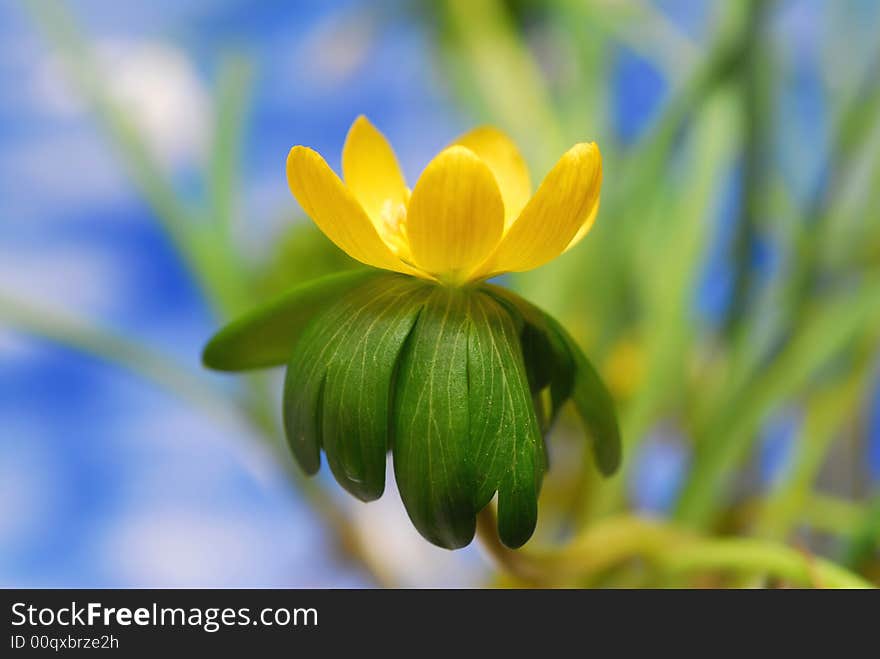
[477,509,873,588]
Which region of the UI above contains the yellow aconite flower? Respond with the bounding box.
[286,116,602,285]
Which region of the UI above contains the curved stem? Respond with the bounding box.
[477,509,873,589]
[476,506,548,583]
[656,537,870,589]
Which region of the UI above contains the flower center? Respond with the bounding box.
[378,196,412,262]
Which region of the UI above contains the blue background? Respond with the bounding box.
[1,0,877,586]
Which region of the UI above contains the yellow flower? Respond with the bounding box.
[286,116,602,285]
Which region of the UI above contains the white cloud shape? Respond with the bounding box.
[94,39,212,168]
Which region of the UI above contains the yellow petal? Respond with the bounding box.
[473,142,601,278]
[342,115,408,227]
[286,146,417,275]
[406,145,504,282]
[453,126,531,229]
[563,195,600,253]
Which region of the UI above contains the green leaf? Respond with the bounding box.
[321,281,429,500]
[483,285,573,423]
[275,277,615,548]
[484,284,621,477]
[522,318,576,427]
[544,313,622,476]
[349,284,544,549]
[468,292,543,548]
[282,274,427,491]
[392,287,476,549]
[202,270,378,371]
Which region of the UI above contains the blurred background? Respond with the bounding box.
[1,0,878,587]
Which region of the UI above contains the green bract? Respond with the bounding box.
[203,271,620,549]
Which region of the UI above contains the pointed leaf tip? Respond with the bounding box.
[482,284,622,477]
[282,274,430,495]
[469,292,542,548]
[202,270,378,372]
[392,288,477,549]
[544,313,622,476]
